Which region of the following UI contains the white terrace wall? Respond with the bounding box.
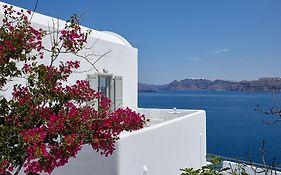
[0,2,138,110]
[52,109,206,175]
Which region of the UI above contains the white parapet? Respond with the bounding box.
[52,108,206,175]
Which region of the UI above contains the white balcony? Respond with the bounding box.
[52,108,206,175]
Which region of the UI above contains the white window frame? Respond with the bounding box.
[87,73,123,110]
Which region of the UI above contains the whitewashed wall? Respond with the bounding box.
[0,3,207,175]
[52,109,206,175]
[0,2,138,109]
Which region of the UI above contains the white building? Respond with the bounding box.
[0,2,207,175]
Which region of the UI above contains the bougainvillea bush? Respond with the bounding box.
[0,5,145,175]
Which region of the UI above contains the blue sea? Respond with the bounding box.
[138,90,281,164]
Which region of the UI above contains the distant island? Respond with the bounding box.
[138,77,281,92]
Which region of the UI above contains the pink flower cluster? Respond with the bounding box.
[0,5,146,175]
[0,5,45,62]
[12,85,145,174]
[0,5,45,88]
[0,160,14,174]
[60,17,89,53]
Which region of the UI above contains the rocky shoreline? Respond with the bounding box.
[139,77,281,92]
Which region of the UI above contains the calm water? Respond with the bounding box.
[138,90,281,164]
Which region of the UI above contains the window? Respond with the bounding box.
[87,73,123,110]
[98,75,111,99]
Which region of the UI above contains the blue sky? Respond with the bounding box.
[2,0,281,84]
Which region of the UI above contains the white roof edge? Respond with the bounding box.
[101,31,132,47]
[0,1,133,48]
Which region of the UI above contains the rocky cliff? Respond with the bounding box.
[138,77,281,92]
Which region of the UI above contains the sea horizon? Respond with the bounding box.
[138,90,281,164]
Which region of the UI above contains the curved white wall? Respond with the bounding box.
[0,3,138,109]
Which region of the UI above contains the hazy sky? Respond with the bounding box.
[2,0,281,84]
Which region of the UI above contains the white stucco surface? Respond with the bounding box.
[52,109,206,175]
[0,2,207,175]
[0,2,132,47]
[0,1,138,109]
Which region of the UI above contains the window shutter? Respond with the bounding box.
[87,74,98,109]
[114,76,123,109]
